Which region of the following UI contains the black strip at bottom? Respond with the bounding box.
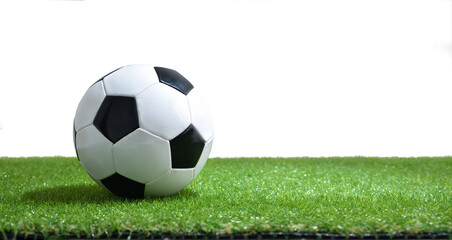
[1,232,450,240]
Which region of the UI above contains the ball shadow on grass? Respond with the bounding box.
[22,184,198,204]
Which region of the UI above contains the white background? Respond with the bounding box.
[0,0,451,158]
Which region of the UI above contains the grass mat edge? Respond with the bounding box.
[1,157,451,238]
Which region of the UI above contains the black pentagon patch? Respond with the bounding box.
[170,124,205,168]
[154,67,194,95]
[93,96,139,143]
[101,173,145,198]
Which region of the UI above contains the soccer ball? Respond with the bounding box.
[73,64,213,198]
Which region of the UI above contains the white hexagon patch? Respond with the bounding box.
[103,64,159,97]
[144,168,194,197]
[113,128,171,184]
[76,125,115,180]
[74,81,106,132]
[187,89,214,142]
[136,83,191,140]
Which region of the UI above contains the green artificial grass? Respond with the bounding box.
[0,157,451,238]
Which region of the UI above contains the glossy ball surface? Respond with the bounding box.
[73,65,213,197]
